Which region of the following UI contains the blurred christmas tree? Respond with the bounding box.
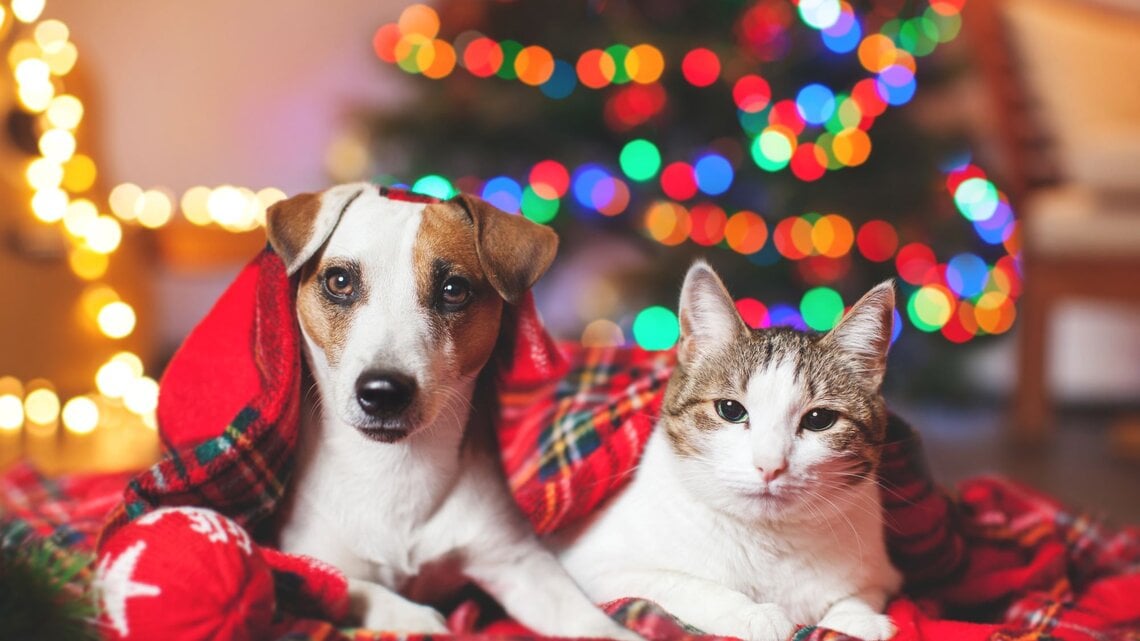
[362,0,1020,394]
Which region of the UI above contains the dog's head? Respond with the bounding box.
[266,183,558,443]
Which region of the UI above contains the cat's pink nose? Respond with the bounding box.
[758,464,787,483]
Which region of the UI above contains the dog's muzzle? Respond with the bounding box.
[354,370,417,441]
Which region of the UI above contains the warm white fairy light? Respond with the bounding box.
[38,128,76,162]
[2,4,293,447]
[33,19,68,53]
[84,215,122,253]
[123,377,159,415]
[30,186,67,222]
[24,387,60,424]
[26,157,63,190]
[97,301,136,339]
[61,395,98,434]
[136,189,173,228]
[45,94,83,129]
[12,0,45,23]
[0,395,24,431]
[62,198,98,237]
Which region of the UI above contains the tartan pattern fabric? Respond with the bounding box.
[100,249,301,545]
[501,345,676,534]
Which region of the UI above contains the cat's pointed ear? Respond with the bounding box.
[822,279,896,389]
[678,261,747,363]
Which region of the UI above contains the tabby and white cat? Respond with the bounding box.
[555,262,902,641]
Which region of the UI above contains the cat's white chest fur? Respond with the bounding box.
[555,429,902,638]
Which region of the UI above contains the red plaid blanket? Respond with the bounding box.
[3,209,1139,639]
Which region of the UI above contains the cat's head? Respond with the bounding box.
[660,261,895,523]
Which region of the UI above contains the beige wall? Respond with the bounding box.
[49,0,411,194]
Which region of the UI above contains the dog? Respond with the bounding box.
[267,183,637,638]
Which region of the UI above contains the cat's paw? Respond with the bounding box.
[818,611,896,641]
[720,602,796,641]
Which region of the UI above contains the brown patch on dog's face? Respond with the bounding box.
[295,253,366,368]
[265,192,322,269]
[412,203,504,379]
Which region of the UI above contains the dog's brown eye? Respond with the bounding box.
[324,268,355,300]
[801,408,838,432]
[440,276,472,309]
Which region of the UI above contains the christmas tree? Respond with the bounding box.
[364,0,1019,393]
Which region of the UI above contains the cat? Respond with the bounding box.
[554,261,902,641]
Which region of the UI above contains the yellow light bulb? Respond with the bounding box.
[43,42,78,76]
[0,394,23,431]
[68,246,109,280]
[109,183,143,221]
[62,154,97,193]
[123,377,159,415]
[24,388,59,424]
[85,216,122,254]
[207,186,247,227]
[111,351,145,378]
[137,190,173,228]
[12,0,46,23]
[180,186,212,226]
[34,20,70,54]
[62,396,99,434]
[46,94,83,129]
[39,128,76,162]
[97,301,136,339]
[31,188,68,223]
[14,58,49,85]
[63,199,98,237]
[96,360,135,398]
[18,82,54,112]
[26,158,63,190]
[8,40,40,69]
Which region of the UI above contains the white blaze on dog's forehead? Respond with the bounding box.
[322,191,431,377]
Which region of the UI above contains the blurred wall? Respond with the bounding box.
[50,0,410,195]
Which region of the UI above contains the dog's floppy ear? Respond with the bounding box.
[266,184,367,275]
[456,194,559,304]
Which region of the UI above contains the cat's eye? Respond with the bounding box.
[714,399,749,424]
[323,267,355,301]
[801,408,838,431]
[440,276,473,310]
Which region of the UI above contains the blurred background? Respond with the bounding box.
[0,0,1137,518]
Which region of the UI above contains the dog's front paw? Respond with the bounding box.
[718,602,795,641]
[359,600,449,634]
[818,611,895,641]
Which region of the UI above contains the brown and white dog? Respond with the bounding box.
[267,183,636,638]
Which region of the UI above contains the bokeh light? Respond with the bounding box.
[681,48,720,87]
[693,153,734,196]
[735,298,770,329]
[633,306,680,350]
[620,139,662,182]
[660,162,698,201]
[801,287,845,331]
[725,211,768,254]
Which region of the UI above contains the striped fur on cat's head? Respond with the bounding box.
[660,261,895,523]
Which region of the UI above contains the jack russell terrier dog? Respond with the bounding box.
[267,183,637,639]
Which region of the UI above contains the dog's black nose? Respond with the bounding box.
[355,371,416,418]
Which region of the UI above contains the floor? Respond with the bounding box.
[890,401,1140,525]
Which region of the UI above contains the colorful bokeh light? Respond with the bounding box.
[633,306,680,350]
